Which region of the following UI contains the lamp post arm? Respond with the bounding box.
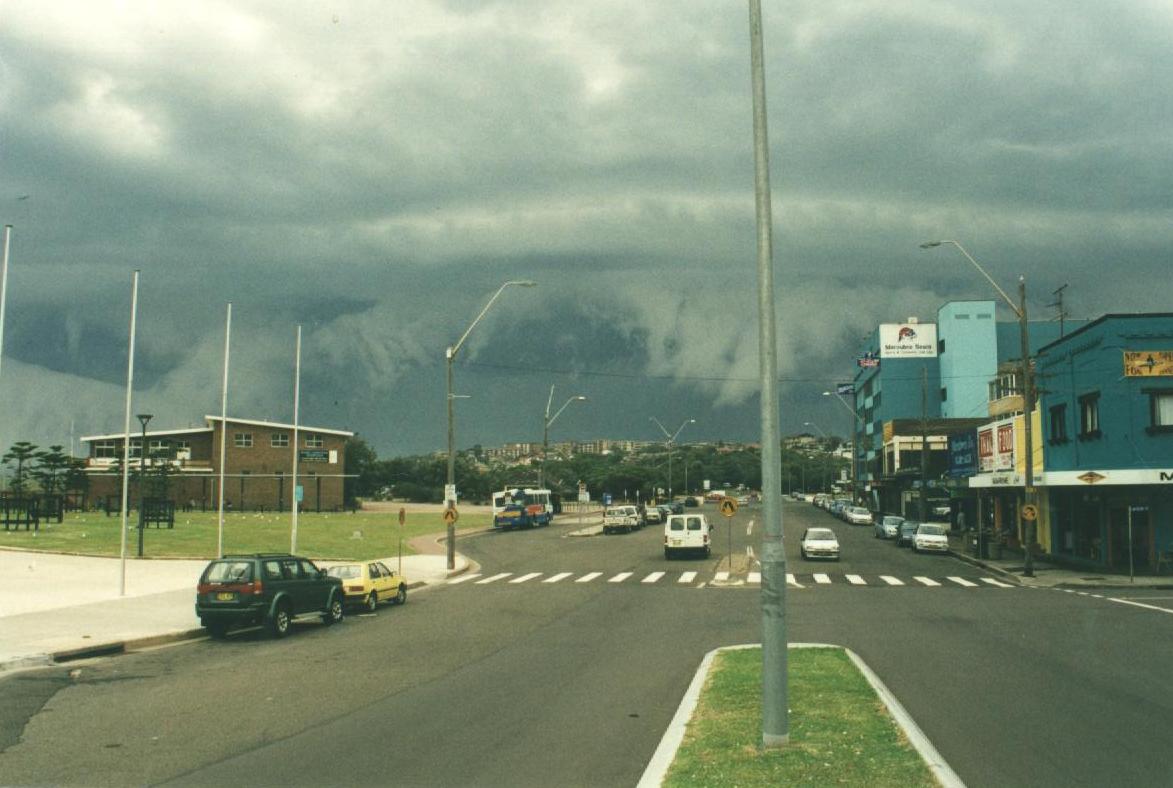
[650,417,672,440]
[929,240,1019,316]
[451,280,535,359]
[548,397,581,428]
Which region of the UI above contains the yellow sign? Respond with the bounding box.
[1124,351,1173,377]
[1021,504,1038,522]
[443,506,459,525]
[719,497,738,518]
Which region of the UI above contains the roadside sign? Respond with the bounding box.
[1021,504,1038,522]
[444,484,457,504]
[720,497,738,518]
[398,507,406,526]
[443,507,459,525]
[295,485,304,503]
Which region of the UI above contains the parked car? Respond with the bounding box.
[603,505,642,534]
[896,520,920,547]
[874,515,904,539]
[665,501,685,515]
[664,513,712,559]
[800,527,840,561]
[930,502,952,521]
[913,523,950,554]
[326,560,407,612]
[684,496,701,507]
[644,506,663,525]
[844,506,873,526]
[195,553,344,639]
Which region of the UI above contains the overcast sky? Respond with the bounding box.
[2,1,1171,457]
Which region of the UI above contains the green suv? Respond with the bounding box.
[195,553,345,639]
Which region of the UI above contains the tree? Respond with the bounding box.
[343,436,379,503]
[32,445,71,496]
[2,442,40,495]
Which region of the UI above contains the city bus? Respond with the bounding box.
[492,486,554,530]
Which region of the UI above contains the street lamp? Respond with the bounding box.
[804,421,829,494]
[921,239,1037,577]
[446,280,536,569]
[650,417,694,501]
[541,386,586,489]
[824,390,862,504]
[135,413,152,558]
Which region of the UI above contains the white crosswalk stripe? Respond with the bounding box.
[786,573,803,587]
[947,576,978,587]
[846,574,866,585]
[476,573,512,584]
[608,572,632,583]
[445,571,1013,590]
[642,572,665,584]
[714,571,730,582]
[509,572,542,584]
[544,572,573,583]
[747,572,761,584]
[448,573,481,584]
[679,571,698,584]
[576,572,603,583]
[879,575,904,586]
[980,577,1014,588]
[813,573,832,584]
[914,576,941,587]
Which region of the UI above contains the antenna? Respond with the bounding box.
[1047,283,1069,337]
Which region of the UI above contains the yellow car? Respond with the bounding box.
[326,560,407,612]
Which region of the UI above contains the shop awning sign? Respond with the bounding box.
[1124,351,1173,377]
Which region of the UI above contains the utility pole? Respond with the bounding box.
[920,366,928,523]
[1048,283,1068,338]
[1019,278,1037,577]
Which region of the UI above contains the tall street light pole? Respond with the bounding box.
[921,240,1037,577]
[446,280,537,570]
[136,413,152,558]
[650,417,694,501]
[824,390,862,504]
[541,386,587,489]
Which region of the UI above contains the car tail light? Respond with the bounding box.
[197,583,214,594]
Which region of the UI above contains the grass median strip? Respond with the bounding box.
[664,646,935,787]
[0,510,491,561]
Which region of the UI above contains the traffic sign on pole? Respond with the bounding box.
[443,506,459,525]
[720,497,739,518]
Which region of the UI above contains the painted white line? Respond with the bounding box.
[677,571,698,584]
[543,572,573,584]
[880,575,904,586]
[714,571,730,582]
[914,576,941,587]
[746,518,755,536]
[947,576,977,587]
[846,574,866,585]
[786,573,804,588]
[509,572,542,584]
[576,572,602,583]
[747,571,761,584]
[980,577,1014,588]
[448,573,481,584]
[642,572,666,584]
[608,572,633,583]
[476,573,512,585]
[1108,597,1173,615]
[813,573,831,584]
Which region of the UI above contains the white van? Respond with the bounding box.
[663,513,711,559]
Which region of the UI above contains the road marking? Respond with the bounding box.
[608,572,633,583]
[914,576,941,587]
[476,573,512,584]
[846,574,866,585]
[879,575,904,586]
[747,571,761,584]
[786,573,804,588]
[509,572,542,584]
[678,571,698,583]
[746,519,755,536]
[642,572,666,584]
[713,571,730,583]
[543,572,573,583]
[1108,597,1173,615]
[813,573,831,584]
[448,573,481,584]
[947,576,977,587]
[576,572,602,583]
[980,577,1014,588]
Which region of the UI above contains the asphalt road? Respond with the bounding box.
[1,500,1171,787]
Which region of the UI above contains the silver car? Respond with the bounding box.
[873,514,903,539]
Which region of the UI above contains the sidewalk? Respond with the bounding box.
[947,533,1173,589]
[0,548,467,673]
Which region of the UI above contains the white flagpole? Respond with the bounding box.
[291,325,301,553]
[118,271,141,596]
[216,303,232,558]
[0,225,12,384]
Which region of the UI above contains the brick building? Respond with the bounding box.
[80,416,353,512]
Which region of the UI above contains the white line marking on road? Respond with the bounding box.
[544,572,573,583]
[476,573,512,584]
[642,572,666,584]
[846,574,866,585]
[746,519,755,536]
[980,577,1014,588]
[914,576,941,587]
[448,573,481,584]
[947,576,977,587]
[608,572,633,583]
[576,572,602,583]
[714,571,730,582]
[786,573,804,588]
[1090,594,1104,599]
[814,573,831,584]
[509,572,542,584]
[747,572,761,584]
[880,575,904,586]
[1108,597,1173,615]
[678,571,697,584]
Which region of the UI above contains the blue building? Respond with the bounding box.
[1036,314,1173,572]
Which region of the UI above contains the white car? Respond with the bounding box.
[913,523,950,553]
[664,513,712,559]
[644,506,663,525]
[603,506,641,534]
[845,506,873,526]
[800,527,840,561]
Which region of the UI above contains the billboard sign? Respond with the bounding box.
[879,323,938,358]
[1124,351,1173,377]
[978,421,1015,472]
[948,430,977,478]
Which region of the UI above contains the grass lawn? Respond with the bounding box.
[664,646,936,788]
[0,509,491,561]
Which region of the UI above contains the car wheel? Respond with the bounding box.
[395,585,407,605]
[205,623,228,640]
[704,546,711,558]
[322,595,344,626]
[664,548,671,560]
[365,591,378,613]
[267,603,291,639]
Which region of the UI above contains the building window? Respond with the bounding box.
[940,387,948,402]
[1049,403,1068,444]
[305,433,324,448]
[1078,393,1101,440]
[148,439,169,453]
[94,440,117,459]
[1149,390,1173,434]
[938,338,946,353]
[271,433,290,448]
[234,432,253,448]
[128,438,142,459]
[175,440,190,451]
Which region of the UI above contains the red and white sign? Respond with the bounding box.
[978,420,1015,472]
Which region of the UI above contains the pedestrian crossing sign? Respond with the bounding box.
[720,496,738,517]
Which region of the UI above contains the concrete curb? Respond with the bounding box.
[948,549,1024,584]
[637,642,965,788]
[949,548,1173,589]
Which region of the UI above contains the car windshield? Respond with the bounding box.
[806,529,835,540]
[883,516,903,525]
[202,561,253,584]
[327,565,361,579]
[918,525,946,536]
[902,521,920,531]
